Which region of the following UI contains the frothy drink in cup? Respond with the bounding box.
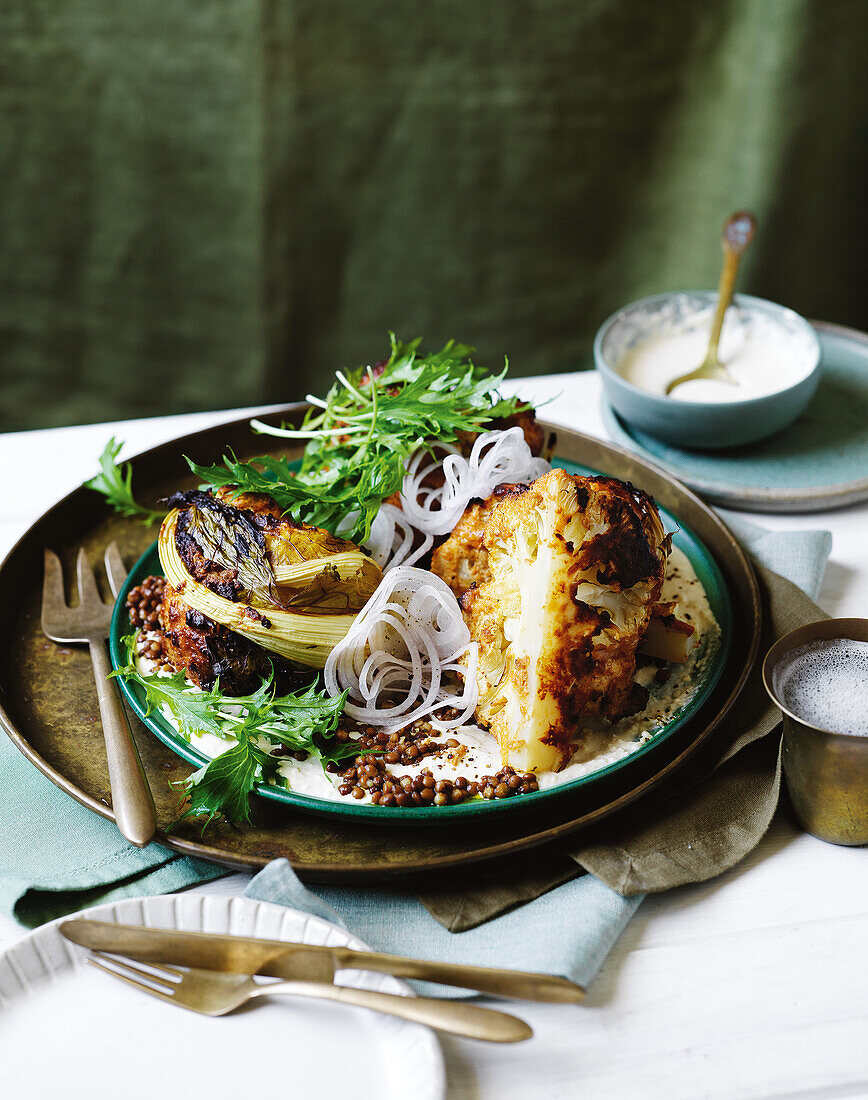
[774,638,868,737]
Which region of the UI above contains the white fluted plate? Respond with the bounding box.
[0,894,445,1100]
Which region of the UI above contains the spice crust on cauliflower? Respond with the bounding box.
[436,468,670,773]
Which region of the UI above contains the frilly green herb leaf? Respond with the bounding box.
[86,437,164,526]
[113,635,353,827]
[180,739,274,827]
[188,335,528,544]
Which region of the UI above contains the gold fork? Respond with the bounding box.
[41,544,156,847]
[87,953,533,1041]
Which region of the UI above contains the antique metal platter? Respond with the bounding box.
[0,409,761,882]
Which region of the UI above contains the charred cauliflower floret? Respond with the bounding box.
[458,468,669,773]
[430,483,525,599]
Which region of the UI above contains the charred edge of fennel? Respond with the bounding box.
[158,510,365,669]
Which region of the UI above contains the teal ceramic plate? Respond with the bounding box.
[110,457,732,824]
[600,322,868,513]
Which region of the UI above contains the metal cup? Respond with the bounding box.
[763,618,868,846]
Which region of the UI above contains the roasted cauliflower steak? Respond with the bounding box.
[429,483,525,600]
[452,468,670,773]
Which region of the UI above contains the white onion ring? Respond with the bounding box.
[398,427,550,536]
[324,566,478,731]
[363,504,433,571]
[341,428,546,571]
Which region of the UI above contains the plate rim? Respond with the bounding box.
[109,476,733,824]
[0,892,446,1100]
[600,320,868,512]
[0,408,762,879]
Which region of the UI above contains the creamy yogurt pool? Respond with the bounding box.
[614,298,817,403]
[138,545,719,806]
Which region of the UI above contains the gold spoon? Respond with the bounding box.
[665,210,757,396]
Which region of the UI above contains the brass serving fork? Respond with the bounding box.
[41,544,156,847]
[87,953,533,1042]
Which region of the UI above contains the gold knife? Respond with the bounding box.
[60,919,584,1003]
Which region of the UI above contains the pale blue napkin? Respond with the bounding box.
[0,737,225,926]
[242,518,831,993]
[716,510,831,603]
[245,857,640,993]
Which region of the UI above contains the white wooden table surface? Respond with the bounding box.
[1,373,866,1099]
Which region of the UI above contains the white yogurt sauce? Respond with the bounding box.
[138,545,718,805]
[615,301,815,403]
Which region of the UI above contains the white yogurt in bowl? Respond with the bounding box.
[614,297,818,403]
[594,291,822,449]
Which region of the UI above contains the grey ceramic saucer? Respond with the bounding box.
[600,322,868,513]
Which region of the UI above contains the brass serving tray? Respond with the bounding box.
[0,410,761,883]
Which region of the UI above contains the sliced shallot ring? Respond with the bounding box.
[324,566,477,730]
[399,427,550,536]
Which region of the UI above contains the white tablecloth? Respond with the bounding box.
[2,374,866,1099]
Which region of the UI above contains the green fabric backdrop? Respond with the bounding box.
[1,1,865,430]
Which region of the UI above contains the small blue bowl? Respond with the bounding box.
[594,291,822,449]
